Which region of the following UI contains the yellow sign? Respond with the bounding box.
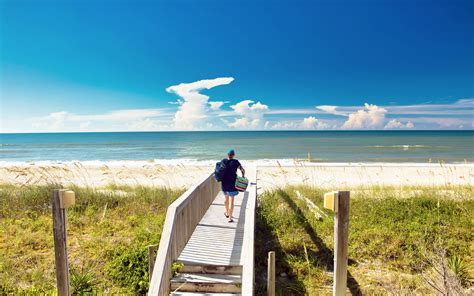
[60,190,76,209]
[324,191,338,212]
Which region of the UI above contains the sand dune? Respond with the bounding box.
[1,160,472,190]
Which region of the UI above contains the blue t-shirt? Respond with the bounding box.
[221,158,241,192]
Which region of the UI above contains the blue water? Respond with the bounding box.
[1,131,473,163]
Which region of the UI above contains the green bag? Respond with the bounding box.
[235,176,249,192]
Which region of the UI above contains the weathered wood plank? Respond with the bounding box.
[171,273,242,294]
[179,264,243,275]
[241,166,257,296]
[148,244,158,283]
[267,251,275,296]
[333,191,350,296]
[52,189,70,296]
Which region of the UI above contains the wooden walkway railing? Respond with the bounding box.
[148,174,221,295]
[149,166,257,295]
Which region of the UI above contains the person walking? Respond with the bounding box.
[221,149,245,223]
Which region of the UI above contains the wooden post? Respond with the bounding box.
[333,191,350,296]
[267,251,275,296]
[52,189,70,296]
[148,244,158,283]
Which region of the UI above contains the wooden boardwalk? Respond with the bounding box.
[149,167,257,296]
[177,191,249,266]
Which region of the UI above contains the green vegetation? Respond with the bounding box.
[1,183,472,295]
[255,186,474,295]
[0,184,183,294]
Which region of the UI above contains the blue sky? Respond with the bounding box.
[1,0,473,132]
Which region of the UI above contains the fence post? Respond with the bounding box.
[148,244,158,283]
[333,191,350,296]
[267,251,275,296]
[52,189,75,296]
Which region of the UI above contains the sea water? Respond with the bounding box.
[1,131,473,163]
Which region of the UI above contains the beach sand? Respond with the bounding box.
[1,160,472,190]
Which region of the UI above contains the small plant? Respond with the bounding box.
[172,262,184,276]
[70,268,97,294]
[448,255,472,287]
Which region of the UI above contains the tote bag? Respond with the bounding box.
[235,176,249,192]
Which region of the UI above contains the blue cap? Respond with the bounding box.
[228,149,235,155]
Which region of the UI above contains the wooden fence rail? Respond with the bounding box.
[148,174,220,295]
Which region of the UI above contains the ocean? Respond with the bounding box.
[1,131,473,163]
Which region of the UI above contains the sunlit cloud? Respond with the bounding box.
[270,116,331,130]
[227,100,269,129]
[384,119,415,129]
[342,103,387,129]
[209,101,226,111]
[166,77,234,130]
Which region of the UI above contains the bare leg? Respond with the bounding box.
[228,197,235,221]
[224,195,229,216]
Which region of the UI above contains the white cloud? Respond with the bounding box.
[228,100,269,129]
[228,118,261,129]
[301,116,329,129]
[403,117,470,129]
[270,116,330,130]
[231,100,268,115]
[209,101,225,111]
[30,109,170,132]
[271,121,299,130]
[342,103,387,129]
[316,105,348,116]
[384,119,415,129]
[166,77,234,129]
[74,109,164,121]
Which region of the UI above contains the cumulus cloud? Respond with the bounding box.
[228,118,261,129]
[384,119,415,129]
[209,101,225,111]
[166,77,234,129]
[231,100,268,115]
[271,121,299,129]
[342,103,387,129]
[228,100,269,129]
[301,116,330,129]
[270,116,330,130]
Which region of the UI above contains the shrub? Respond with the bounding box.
[107,246,149,294]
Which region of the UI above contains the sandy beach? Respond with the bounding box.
[1,160,472,190]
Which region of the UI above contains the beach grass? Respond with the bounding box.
[1,184,472,294]
[254,185,473,295]
[0,184,184,294]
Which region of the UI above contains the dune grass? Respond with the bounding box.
[254,185,473,295]
[0,184,183,294]
[1,183,472,295]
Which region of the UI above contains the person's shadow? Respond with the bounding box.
[277,189,362,296]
